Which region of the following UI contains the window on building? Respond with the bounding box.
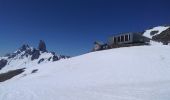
[125,35,128,41]
[118,36,120,42]
[114,37,117,43]
[121,36,124,42]
[129,34,131,40]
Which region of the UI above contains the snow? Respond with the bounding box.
[0,45,170,100]
[149,40,163,46]
[0,51,54,74]
[143,26,169,39]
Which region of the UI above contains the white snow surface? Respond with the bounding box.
[143,26,169,38]
[0,45,170,100]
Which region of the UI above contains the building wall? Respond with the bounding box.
[108,32,150,46]
[108,33,133,45]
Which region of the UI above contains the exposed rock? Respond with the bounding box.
[31,49,40,61]
[25,48,32,55]
[20,44,30,52]
[0,68,25,82]
[150,30,159,36]
[0,59,8,70]
[152,28,170,45]
[7,53,17,59]
[31,69,38,74]
[38,40,47,52]
[51,52,55,55]
[48,57,52,61]
[60,55,70,59]
[53,55,59,61]
[38,58,44,64]
[16,50,21,55]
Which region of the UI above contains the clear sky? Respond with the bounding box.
[0,0,170,56]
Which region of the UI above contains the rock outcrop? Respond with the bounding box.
[152,27,170,45]
[0,59,8,70]
[38,40,47,52]
[31,49,40,61]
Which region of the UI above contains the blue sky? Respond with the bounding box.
[0,0,170,56]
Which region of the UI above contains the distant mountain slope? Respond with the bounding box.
[143,26,169,38]
[0,45,170,100]
[143,26,170,44]
[0,40,69,73]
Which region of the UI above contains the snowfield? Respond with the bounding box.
[0,45,170,100]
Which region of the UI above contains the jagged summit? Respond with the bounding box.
[20,44,30,52]
[0,40,69,73]
[38,40,47,52]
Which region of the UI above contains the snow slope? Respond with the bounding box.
[0,45,170,100]
[143,26,170,38]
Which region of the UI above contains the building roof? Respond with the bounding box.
[110,32,143,37]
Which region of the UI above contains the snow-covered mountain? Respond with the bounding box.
[0,26,170,100]
[143,26,170,38]
[143,25,170,45]
[0,40,69,73]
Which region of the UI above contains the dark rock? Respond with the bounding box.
[59,55,70,59]
[19,48,33,58]
[38,58,44,64]
[38,40,47,52]
[0,68,25,82]
[0,59,8,70]
[25,54,29,57]
[31,49,40,61]
[150,31,159,36]
[25,49,32,55]
[8,53,17,59]
[152,27,170,44]
[16,50,21,54]
[51,52,55,55]
[31,69,38,73]
[163,42,169,45]
[20,44,30,52]
[48,57,52,61]
[53,55,59,61]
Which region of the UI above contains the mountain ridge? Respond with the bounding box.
[0,40,69,73]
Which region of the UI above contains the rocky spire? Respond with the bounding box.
[38,40,47,52]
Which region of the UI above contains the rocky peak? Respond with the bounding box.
[38,40,47,52]
[19,44,30,52]
[0,59,7,70]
